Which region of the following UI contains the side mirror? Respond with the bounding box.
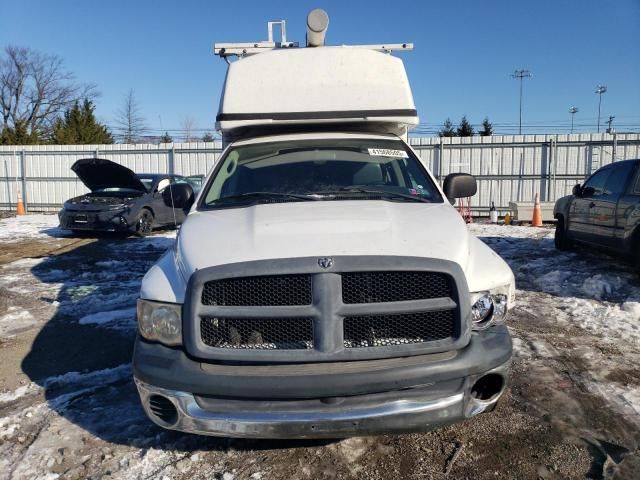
[163,183,194,210]
[443,173,477,202]
[572,184,582,197]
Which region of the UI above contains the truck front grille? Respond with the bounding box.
[343,310,455,348]
[200,317,313,350]
[341,271,451,304]
[189,257,468,362]
[201,274,312,306]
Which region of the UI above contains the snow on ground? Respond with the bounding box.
[0,214,69,242]
[0,216,638,478]
[470,222,640,422]
[78,307,136,330]
[0,215,175,339]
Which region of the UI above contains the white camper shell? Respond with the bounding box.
[216,47,418,141]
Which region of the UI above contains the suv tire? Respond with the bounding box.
[554,217,572,251]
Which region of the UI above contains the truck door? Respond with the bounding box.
[568,168,611,243]
[613,162,640,253]
[592,162,637,248]
[169,176,191,225]
[152,177,173,226]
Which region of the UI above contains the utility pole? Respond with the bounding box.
[606,115,615,134]
[511,69,532,134]
[568,106,578,134]
[595,85,607,133]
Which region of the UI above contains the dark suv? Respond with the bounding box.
[553,159,640,270]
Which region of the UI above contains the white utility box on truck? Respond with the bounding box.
[133,9,515,438]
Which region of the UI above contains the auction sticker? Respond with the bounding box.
[367,148,409,158]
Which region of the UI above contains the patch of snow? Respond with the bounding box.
[621,301,640,320]
[0,383,39,403]
[0,214,68,242]
[95,259,127,268]
[581,274,625,300]
[0,308,36,337]
[78,307,136,327]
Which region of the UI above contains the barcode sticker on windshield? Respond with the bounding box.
[368,148,409,158]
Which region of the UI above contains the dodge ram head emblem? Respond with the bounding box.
[318,257,334,269]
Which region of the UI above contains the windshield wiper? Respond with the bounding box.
[311,186,431,203]
[206,191,318,206]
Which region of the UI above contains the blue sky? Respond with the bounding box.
[2,0,639,137]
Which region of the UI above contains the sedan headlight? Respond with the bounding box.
[470,285,513,331]
[137,299,182,346]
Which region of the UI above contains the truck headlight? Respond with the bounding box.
[470,285,512,331]
[137,299,182,346]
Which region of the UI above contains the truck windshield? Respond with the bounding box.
[201,138,442,208]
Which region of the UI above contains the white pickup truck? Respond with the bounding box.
[133,10,515,438]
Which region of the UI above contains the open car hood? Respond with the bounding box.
[71,158,147,192]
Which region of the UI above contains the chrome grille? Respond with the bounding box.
[341,271,451,304]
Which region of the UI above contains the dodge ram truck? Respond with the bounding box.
[132,9,515,438]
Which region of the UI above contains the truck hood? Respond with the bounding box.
[71,158,147,192]
[176,201,471,276]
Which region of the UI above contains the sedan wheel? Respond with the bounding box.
[136,209,154,237]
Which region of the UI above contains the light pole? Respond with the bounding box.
[568,106,578,134]
[511,69,532,134]
[595,85,607,133]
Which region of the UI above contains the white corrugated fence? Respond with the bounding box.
[1,133,639,214]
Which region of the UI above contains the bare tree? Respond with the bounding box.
[114,89,147,143]
[0,45,96,136]
[181,115,196,142]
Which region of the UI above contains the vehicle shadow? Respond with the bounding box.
[20,230,333,453]
[477,234,639,303]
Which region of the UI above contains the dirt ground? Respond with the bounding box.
[0,219,639,479]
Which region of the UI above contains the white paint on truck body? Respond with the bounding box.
[140,133,514,304]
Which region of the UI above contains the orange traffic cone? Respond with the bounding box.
[16,190,26,216]
[531,192,542,227]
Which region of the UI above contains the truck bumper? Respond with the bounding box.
[133,325,512,438]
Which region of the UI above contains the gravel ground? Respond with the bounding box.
[0,215,639,479]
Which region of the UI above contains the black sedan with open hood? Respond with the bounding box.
[58,158,195,236]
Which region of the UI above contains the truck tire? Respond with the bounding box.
[554,217,572,251]
[135,209,154,237]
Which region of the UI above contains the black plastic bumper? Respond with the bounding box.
[133,325,512,438]
[133,324,512,399]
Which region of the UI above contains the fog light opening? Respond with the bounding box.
[148,394,178,425]
[470,374,504,401]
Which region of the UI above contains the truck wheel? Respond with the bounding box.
[135,209,154,237]
[554,217,572,251]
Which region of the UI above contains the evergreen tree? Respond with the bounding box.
[438,118,456,137]
[456,115,475,136]
[160,131,173,143]
[201,132,215,142]
[0,120,41,145]
[50,99,113,144]
[479,117,494,136]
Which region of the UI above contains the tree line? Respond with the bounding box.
[438,116,494,137]
[0,46,215,145]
